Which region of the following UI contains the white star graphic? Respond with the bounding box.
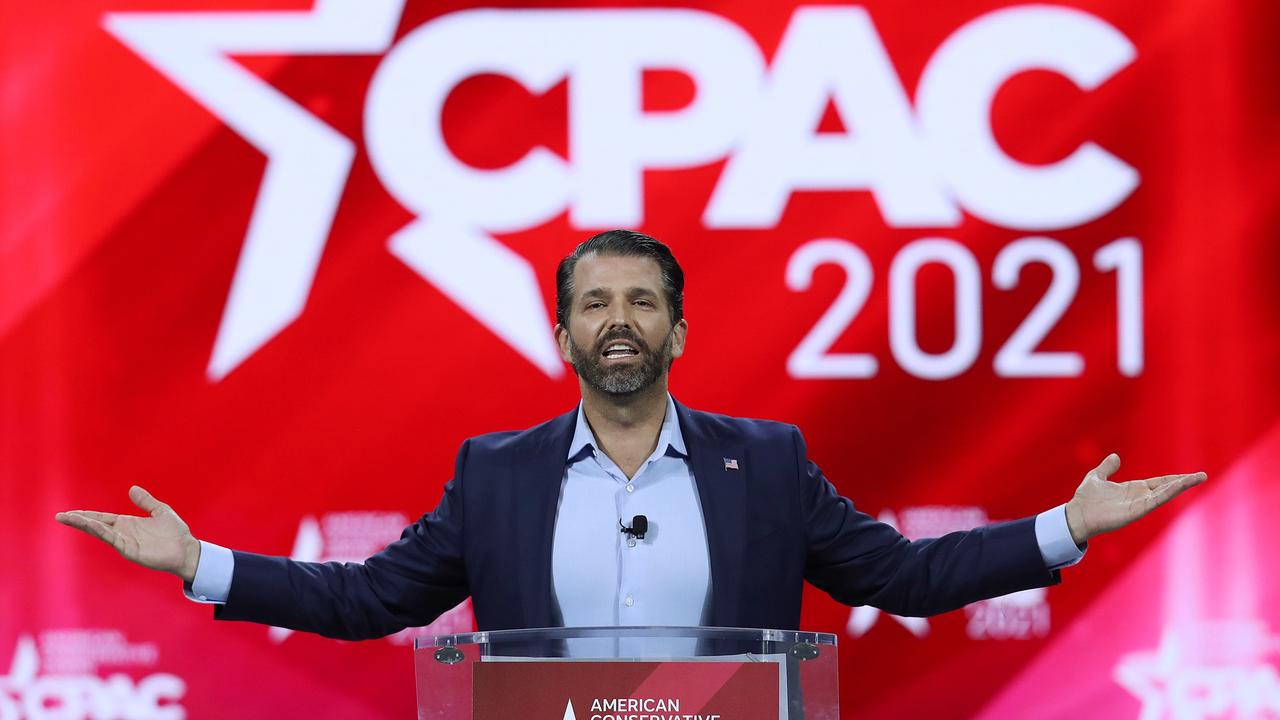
[104,0,563,380]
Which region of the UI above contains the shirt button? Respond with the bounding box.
[627,539,637,548]
[624,595,634,607]
[625,484,634,493]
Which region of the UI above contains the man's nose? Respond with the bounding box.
[606,302,633,329]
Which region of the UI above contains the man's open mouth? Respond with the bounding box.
[601,342,640,359]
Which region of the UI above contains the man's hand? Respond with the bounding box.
[55,486,202,583]
[1065,454,1207,546]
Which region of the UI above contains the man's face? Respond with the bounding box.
[555,253,687,396]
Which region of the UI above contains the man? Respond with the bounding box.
[55,230,1205,638]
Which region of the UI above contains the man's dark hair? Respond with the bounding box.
[555,229,685,327]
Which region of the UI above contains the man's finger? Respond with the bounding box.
[1092,453,1121,481]
[55,511,99,530]
[1146,473,1207,509]
[57,510,120,525]
[59,512,122,548]
[128,485,164,517]
[1143,472,1206,493]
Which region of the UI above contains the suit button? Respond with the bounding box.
[627,539,637,548]
[624,595,634,607]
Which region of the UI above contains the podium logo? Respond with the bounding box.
[102,2,1136,380]
[270,511,474,645]
[846,506,1051,640]
[0,631,186,720]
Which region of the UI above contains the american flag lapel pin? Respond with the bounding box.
[723,457,740,471]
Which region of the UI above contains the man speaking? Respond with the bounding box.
[55,229,1205,637]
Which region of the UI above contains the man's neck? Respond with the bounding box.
[579,380,670,479]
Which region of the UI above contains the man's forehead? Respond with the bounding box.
[572,253,664,291]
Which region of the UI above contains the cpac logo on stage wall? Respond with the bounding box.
[1114,620,1280,719]
[103,2,1137,380]
[847,506,1051,640]
[0,631,185,720]
[269,511,473,645]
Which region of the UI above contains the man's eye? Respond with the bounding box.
[634,300,653,308]
[586,302,604,310]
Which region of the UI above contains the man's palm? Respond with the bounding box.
[55,486,200,581]
[1066,454,1206,545]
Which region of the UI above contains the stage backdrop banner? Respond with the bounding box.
[3,1,1278,718]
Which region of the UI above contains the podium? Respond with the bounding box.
[415,626,839,720]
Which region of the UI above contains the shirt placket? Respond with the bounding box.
[595,448,661,627]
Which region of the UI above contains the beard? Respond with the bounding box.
[568,326,674,396]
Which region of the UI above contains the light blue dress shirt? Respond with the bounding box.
[550,395,710,656]
[186,396,1085,629]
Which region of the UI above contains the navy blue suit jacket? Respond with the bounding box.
[215,403,1059,639]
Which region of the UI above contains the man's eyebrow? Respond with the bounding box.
[580,287,659,301]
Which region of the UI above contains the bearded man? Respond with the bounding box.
[56,229,1205,638]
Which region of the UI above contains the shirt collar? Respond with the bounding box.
[567,393,688,462]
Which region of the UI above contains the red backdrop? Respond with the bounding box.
[3,1,1279,718]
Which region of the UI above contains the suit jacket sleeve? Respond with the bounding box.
[794,427,1059,616]
[212,440,473,640]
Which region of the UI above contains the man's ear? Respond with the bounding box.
[554,323,573,363]
[670,318,689,360]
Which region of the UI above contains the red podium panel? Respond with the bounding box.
[474,661,778,720]
[415,627,838,720]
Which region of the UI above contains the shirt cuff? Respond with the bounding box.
[182,540,234,604]
[1034,504,1086,571]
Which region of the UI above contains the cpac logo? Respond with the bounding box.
[0,632,185,720]
[104,2,1137,380]
[1114,620,1280,720]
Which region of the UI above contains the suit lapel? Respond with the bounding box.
[676,402,747,628]
[516,408,577,629]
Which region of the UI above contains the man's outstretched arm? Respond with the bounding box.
[55,441,474,640]
[797,427,1206,616]
[56,483,468,640]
